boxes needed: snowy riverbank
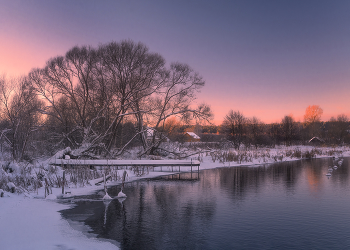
[1,145,349,250]
[0,194,118,250]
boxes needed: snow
[0,195,118,250]
[186,132,200,139]
[103,193,113,200]
[50,147,72,160]
[45,193,57,200]
[7,182,16,189]
[7,162,19,173]
[146,127,154,137]
[1,144,350,249]
[117,191,127,198]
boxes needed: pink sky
[1,1,350,125]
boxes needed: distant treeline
[174,117,350,148]
[216,108,350,149]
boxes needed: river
[61,157,350,249]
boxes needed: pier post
[62,171,65,195]
[104,174,107,193]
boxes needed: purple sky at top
[1,0,350,124]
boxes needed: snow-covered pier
[49,159,200,172]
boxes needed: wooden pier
[49,159,200,173]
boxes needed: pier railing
[49,159,200,172]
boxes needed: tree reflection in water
[62,158,350,250]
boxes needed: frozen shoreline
[0,194,119,250]
[1,145,349,250]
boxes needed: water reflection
[62,158,350,250]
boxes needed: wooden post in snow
[122,170,127,192]
[104,173,107,193]
[62,171,65,195]
[44,178,50,198]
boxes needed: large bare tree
[96,40,166,152]
[29,45,105,150]
[28,40,212,157]
[144,62,212,155]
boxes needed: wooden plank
[50,159,200,167]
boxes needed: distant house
[184,132,200,142]
[308,137,325,145]
[145,128,155,142]
[145,127,170,142]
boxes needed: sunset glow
[1,0,350,124]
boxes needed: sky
[1,0,350,124]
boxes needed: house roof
[308,136,325,143]
[185,132,200,139]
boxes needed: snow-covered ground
[0,194,118,250]
[1,145,349,250]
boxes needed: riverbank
[0,193,118,250]
[1,145,349,249]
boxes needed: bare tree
[328,114,349,144]
[304,105,323,138]
[29,45,108,151]
[28,40,212,158]
[281,115,296,145]
[144,63,212,155]
[0,75,43,160]
[221,110,246,149]
[247,116,264,148]
[304,105,323,124]
[96,40,166,153]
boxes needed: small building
[145,127,170,142]
[184,132,200,142]
[145,128,155,142]
[308,137,324,145]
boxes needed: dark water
[61,158,350,250]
